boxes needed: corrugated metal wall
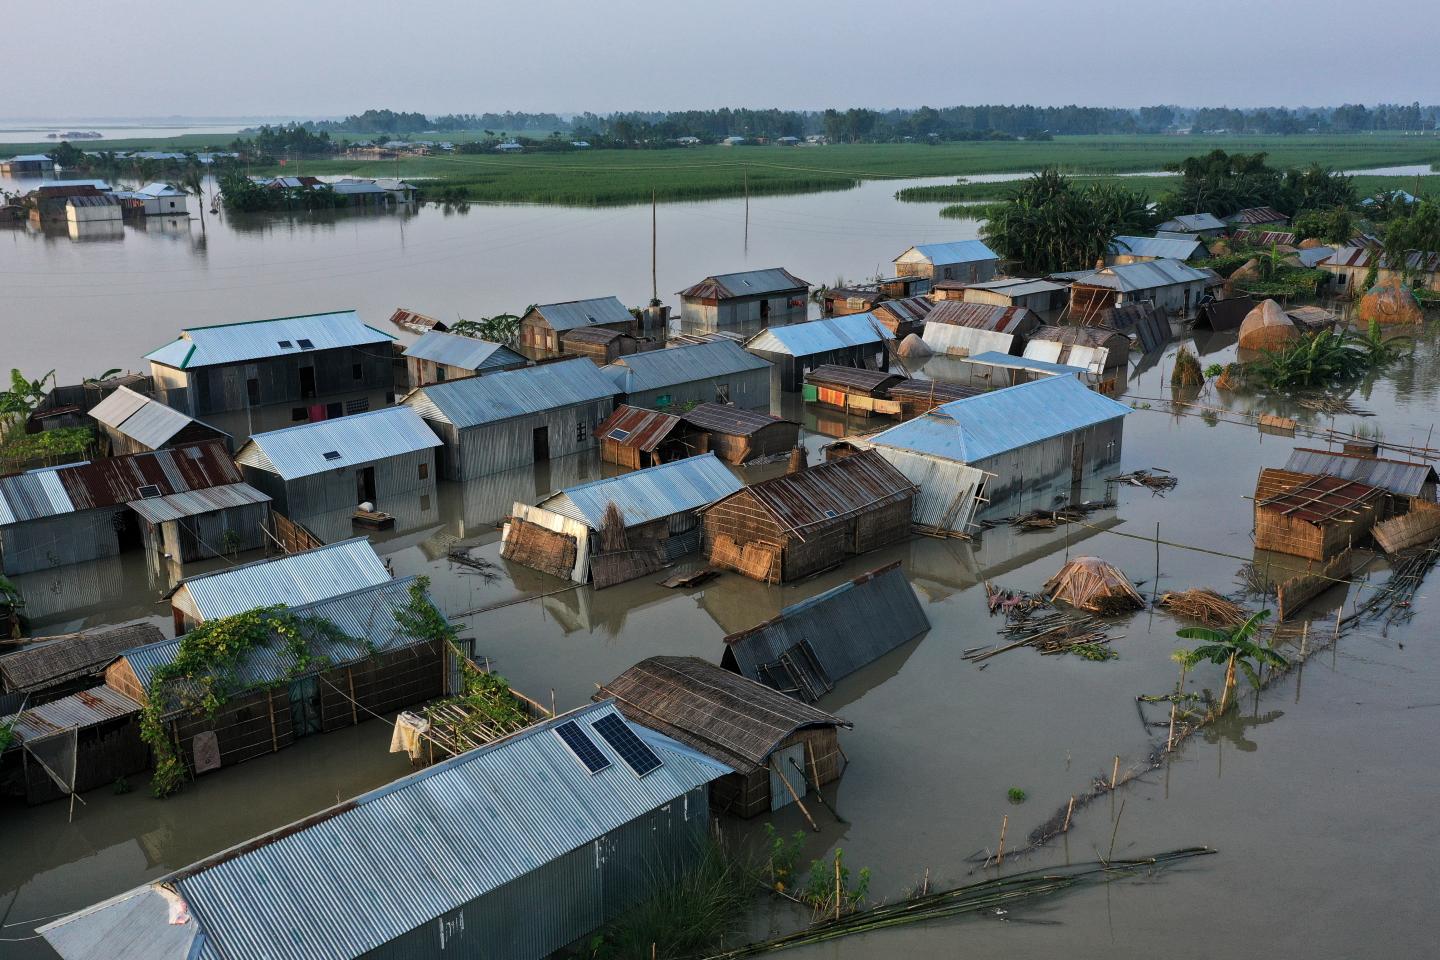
[1,509,123,576]
[154,501,271,563]
[974,419,1124,518]
[448,399,614,481]
[246,450,436,517]
[626,368,770,412]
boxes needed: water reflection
[8,554,163,631]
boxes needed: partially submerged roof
[959,277,1069,299]
[530,296,634,331]
[866,375,1130,464]
[402,330,525,371]
[145,311,394,370]
[537,453,741,529]
[885,378,983,403]
[604,340,769,394]
[88,386,227,449]
[745,313,895,357]
[961,350,1087,376]
[679,267,809,300]
[0,622,164,695]
[1072,258,1211,292]
[40,701,728,960]
[595,656,850,775]
[173,537,390,621]
[804,365,904,393]
[1256,474,1384,526]
[235,407,440,481]
[403,358,617,429]
[710,448,914,536]
[925,300,1038,332]
[723,562,929,701]
[871,295,935,326]
[896,239,999,265]
[1108,235,1206,260]
[1195,296,1254,331]
[1282,448,1437,498]
[2,685,140,744]
[597,405,684,452]
[681,402,796,437]
[127,482,272,525]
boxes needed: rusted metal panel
[680,403,794,437]
[598,405,683,452]
[804,365,904,395]
[1257,474,1383,525]
[56,440,240,513]
[3,685,140,741]
[679,268,809,301]
[720,449,915,536]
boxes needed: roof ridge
[175,536,374,586]
[179,310,361,333]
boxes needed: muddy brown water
[2,184,1439,958]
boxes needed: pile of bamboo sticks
[964,613,1115,662]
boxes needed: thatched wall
[710,727,847,818]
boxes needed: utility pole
[743,167,749,252]
[651,188,658,304]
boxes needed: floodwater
[3,180,1440,959]
[0,122,252,144]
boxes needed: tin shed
[596,405,690,469]
[680,403,800,465]
[40,702,729,960]
[921,301,1040,358]
[88,385,230,455]
[604,339,772,411]
[722,562,930,701]
[893,240,999,285]
[519,296,636,359]
[403,330,527,387]
[679,267,810,330]
[745,314,895,393]
[596,656,851,817]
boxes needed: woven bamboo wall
[319,643,446,731]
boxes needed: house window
[352,362,363,380]
[385,392,395,405]
[655,394,672,408]
[420,494,431,512]
[715,383,731,403]
[436,366,447,382]
[1336,273,1346,286]
[326,402,343,419]
[418,461,429,480]
[576,420,587,443]
[291,407,308,421]
[346,398,369,414]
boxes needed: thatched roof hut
[595,656,851,817]
[1238,299,1300,350]
[0,622,164,697]
[1044,556,1144,614]
[1357,282,1423,326]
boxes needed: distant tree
[981,169,1156,274]
[45,141,87,170]
[1382,199,1440,284]
[1292,207,1354,244]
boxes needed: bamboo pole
[347,668,358,726]
[1110,755,1120,790]
[266,689,279,752]
[1063,796,1075,832]
[996,815,1009,865]
[834,851,842,920]
[771,759,819,832]
[1106,799,1127,862]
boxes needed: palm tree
[1177,609,1288,715]
[182,163,207,235]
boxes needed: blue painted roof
[745,313,895,357]
[41,702,729,960]
[866,374,1130,464]
[963,350,1087,376]
[403,357,616,429]
[532,296,634,332]
[145,310,394,369]
[539,453,742,528]
[899,240,998,265]
[604,340,769,393]
[235,407,440,481]
[1108,235,1205,260]
[402,331,526,371]
[174,537,391,621]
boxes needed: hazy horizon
[6,0,1438,118]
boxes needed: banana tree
[1177,609,1288,715]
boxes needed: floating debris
[1257,413,1297,436]
[1007,500,1113,530]
[1170,346,1205,388]
[1155,589,1249,628]
[1296,395,1372,417]
[1105,469,1178,495]
[984,581,1050,621]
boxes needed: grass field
[7,133,1440,206]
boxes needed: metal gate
[288,676,322,737]
[769,743,807,811]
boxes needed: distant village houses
[678,268,810,331]
[893,240,1000,286]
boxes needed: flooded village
[4,114,1440,960]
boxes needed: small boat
[389,307,447,335]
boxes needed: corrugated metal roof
[838,439,987,532]
[1232,229,1296,247]
[1072,259,1210,292]
[716,448,914,536]
[681,403,794,437]
[1257,474,1382,525]
[897,240,999,265]
[866,375,1130,464]
[88,386,152,429]
[59,441,241,513]
[127,482,271,524]
[597,405,683,451]
[126,576,434,692]
[1316,245,1440,273]
[91,386,221,449]
[1226,206,1289,225]
[136,183,186,198]
[925,301,1038,333]
[403,358,616,429]
[871,295,934,326]
[1282,448,1437,498]
[402,331,526,371]
[745,313,895,357]
[964,350,1087,376]
[679,268,809,300]
[3,686,140,742]
[540,453,741,529]
[725,562,930,692]
[0,467,75,526]
[604,340,769,394]
[885,378,981,403]
[145,311,395,370]
[804,365,903,393]
[235,407,440,481]
[175,537,390,621]
[66,195,120,208]
[1108,235,1206,260]
[961,277,1069,299]
[1295,246,1335,268]
[1156,213,1226,232]
[531,296,634,332]
[42,702,729,960]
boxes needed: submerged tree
[450,307,532,346]
[1177,609,1288,715]
[980,169,1155,274]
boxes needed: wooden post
[1106,799,1127,863]
[550,688,557,718]
[1111,755,1120,790]
[1152,522,1161,601]
[1063,795,1075,832]
[1167,702,1177,751]
[347,668,358,726]
[996,814,1009,865]
[805,738,820,789]
[266,689,279,752]
[771,759,818,832]
[834,850,842,920]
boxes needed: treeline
[288,109,567,135]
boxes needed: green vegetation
[1177,610,1288,715]
[1246,321,1410,390]
[0,427,95,472]
[218,171,343,213]
[980,169,1155,273]
[0,368,55,416]
[1383,199,1440,284]
[1007,787,1027,804]
[1157,149,1356,219]
[450,310,530,347]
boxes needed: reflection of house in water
[7,553,161,628]
[450,453,604,540]
[66,219,124,242]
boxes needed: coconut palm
[1177,609,1288,715]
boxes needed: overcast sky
[7,0,1437,118]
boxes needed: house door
[532,425,550,462]
[299,367,317,399]
[759,299,770,324]
[288,676,322,737]
[356,466,377,505]
[1071,440,1085,488]
[769,743,808,811]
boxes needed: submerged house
[128,182,189,216]
[700,449,915,583]
[402,358,618,480]
[938,277,1070,324]
[168,536,391,633]
[745,313,895,393]
[0,685,146,805]
[821,277,929,317]
[1067,259,1212,322]
[105,576,452,779]
[893,240,999,286]
[1253,470,1383,561]
[503,453,741,587]
[1282,446,1437,507]
[403,330,527,387]
[1022,324,1132,373]
[804,365,905,416]
[87,385,230,455]
[235,406,441,526]
[1,154,56,176]
[40,701,727,960]
[561,327,641,365]
[828,435,989,536]
[869,294,934,338]
[518,296,636,360]
[678,268,810,330]
[1315,245,1440,295]
[604,339,771,411]
[596,405,691,469]
[921,300,1040,358]
[597,656,850,817]
[0,441,262,576]
[144,310,399,442]
[680,403,800,465]
[861,374,1130,516]
[722,562,930,702]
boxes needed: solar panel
[136,484,163,499]
[277,340,294,348]
[554,720,610,774]
[296,338,316,349]
[591,713,663,777]
[607,428,631,441]
[322,450,342,460]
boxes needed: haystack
[1298,237,1324,250]
[1156,588,1248,628]
[1043,556,1144,615]
[1170,345,1204,388]
[1228,258,1263,285]
[1357,282,1423,326]
[895,332,931,358]
[1237,299,1299,350]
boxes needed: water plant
[1247,321,1409,390]
[1007,787,1027,804]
